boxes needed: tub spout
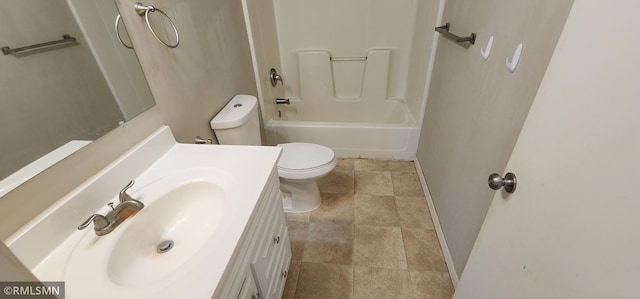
[275,98,290,105]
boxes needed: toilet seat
[277,143,336,180]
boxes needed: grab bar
[2,34,77,55]
[331,56,366,61]
[435,23,476,45]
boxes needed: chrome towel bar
[435,23,476,45]
[2,34,77,55]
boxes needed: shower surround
[243,0,442,159]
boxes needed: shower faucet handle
[275,98,290,105]
[270,68,283,86]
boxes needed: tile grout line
[389,171,412,274]
[287,159,453,298]
[292,261,301,298]
[351,164,356,297]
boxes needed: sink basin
[63,168,237,297]
[107,180,225,286]
[6,127,283,299]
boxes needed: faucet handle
[119,180,136,203]
[78,214,108,230]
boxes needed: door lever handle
[488,172,517,193]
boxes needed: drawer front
[213,169,291,299]
[251,193,288,297]
[267,231,291,299]
[237,267,260,299]
[213,171,281,299]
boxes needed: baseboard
[413,159,459,288]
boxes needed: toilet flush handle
[195,136,212,144]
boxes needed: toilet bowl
[278,142,336,212]
[210,95,336,213]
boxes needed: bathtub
[264,99,419,160]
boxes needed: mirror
[0,0,155,195]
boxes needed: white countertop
[5,126,282,298]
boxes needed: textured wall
[0,241,36,281]
[116,0,258,143]
[417,0,574,275]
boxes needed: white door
[454,1,640,298]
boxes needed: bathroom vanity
[212,170,291,299]
[5,126,291,299]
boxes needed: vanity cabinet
[236,268,260,299]
[213,170,291,299]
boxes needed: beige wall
[117,0,258,143]
[417,0,573,275]
[405,0,441,123]
[0,241,36,281]
[0,0,124,180]
[0,0,257,239]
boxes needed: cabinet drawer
[251,201,290,297]
[236,267,260,299]
[267,231,291,299]
[212,172,281,299]
[260,225,288,297]
[213,169,291,299]
[251,190,281,260]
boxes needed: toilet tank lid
[210,94,258,130]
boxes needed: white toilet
[210,95,336,213]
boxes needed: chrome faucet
[78,180,144,236]
[118,180,136,203]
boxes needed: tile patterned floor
[283,159,454,299]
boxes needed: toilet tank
[210,95,262,145]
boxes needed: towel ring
[134,2,180,48]
[115,14,134,49]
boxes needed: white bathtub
[264,99,419,160]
